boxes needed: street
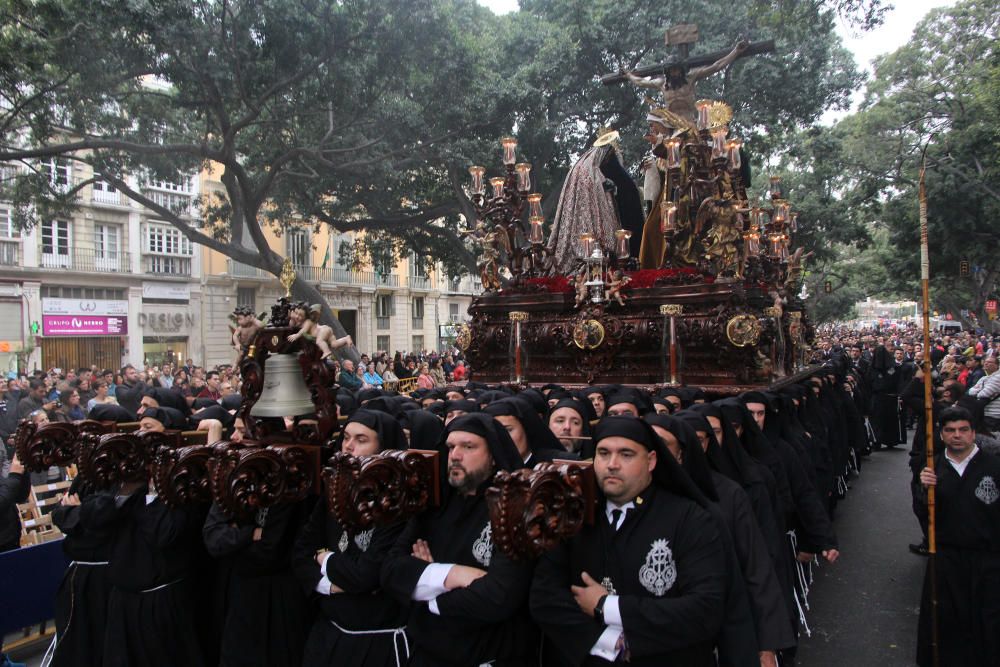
[797,445,926,666]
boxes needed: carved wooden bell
[250,352,315,417]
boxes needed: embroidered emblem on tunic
[255,507,269,527]
[639,539,677,596]
[338,531,349,553]
[472,522,493,567]
[354,528,374,552]
[600,577,617,595]
[975,475,998,505]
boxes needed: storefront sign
[142,282,190,301]
[43,315,127,336]
[139,311,195,332]
[42,298,128,316]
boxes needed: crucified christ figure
[626,39,749,121]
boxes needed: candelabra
[467,138,551,284]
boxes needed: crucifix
[601,25,775,122]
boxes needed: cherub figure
[232,306,263,367]
[606,270,631,306]
[462,222,508,291]
[573,269,589,308]
[287,302,353,359]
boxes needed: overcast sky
[476,0,957,117]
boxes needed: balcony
[412,317,424,329]
[145,254,191,276]
[38,247,131,273]
[228,260,271,279]
[0,240,19,266]
[91,188,123,206]
[407,274,431,290]
[223,260,413,289]
[446,276,483,294]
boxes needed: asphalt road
[797,444,927,667]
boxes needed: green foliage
[832,0,999,324]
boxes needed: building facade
[0,158,206,374]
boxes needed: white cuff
[315,575,332,595]
[590,625,623,660]
[428,597,441,615]
[320,551,334,577]
[603,595,622,628]
[412,562,453,601]
[144,494,158,506]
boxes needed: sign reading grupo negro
[139,311,195,332]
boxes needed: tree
[834,0,999,326]
[0,0,515,357]
[0,0,888,345]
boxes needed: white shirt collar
[604,500,635,530]
[945,445,979,477]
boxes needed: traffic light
[960,260,969,277]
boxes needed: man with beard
[381,414,535,666]
[531,417,727,666]
[548,398,594,454]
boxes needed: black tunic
[291,498,408,667]
[712,472,795,653]
[95,486,208,667]
[202,500,310,667]
[916,450,1000,666]
[50,478,114,667]
[530,485,727,667]
[381,490,536,667]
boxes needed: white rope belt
[140,578,183,594]
[329,620,410,667]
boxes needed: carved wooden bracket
[323,449,440,534]
[77,431,159,488]
[152,444,215,507]
[207,441,321,520]
[486,460,596,561]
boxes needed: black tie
[609,509,622,530]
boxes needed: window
[376,335,391,354]
[408,252,423,277]
[92,176,120,204]
[0,205,18,238]
[39,157,71,191]
[412,335,424,353]
[412,297,424,329]
[94,224,122,271]
[145,223,192,256]
[375,293,394,329]
[41,219,71,268]
[287,228,310,267]
[237,287,256,311]
[449,303,460,321]
[42,286,125,300]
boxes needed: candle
[660,201,678,233]
[790,212,799,232]
[501,137,517,165]
[769,176,782,200]
[527,193,543,218]
[579,232,594,258]
[468,166,485,195]
[727,139,742,170]
[696,101,712,131]
[664,138,681,169]
[529,215,544,244]
[489,177,505,198]
[615,229,632,259]
[710,126,728,159]
[744,230,760,254]
[772,200,786,223]
[514,163,532,192]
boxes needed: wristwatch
[594,594,609,625]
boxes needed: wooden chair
[30,480,72,519]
